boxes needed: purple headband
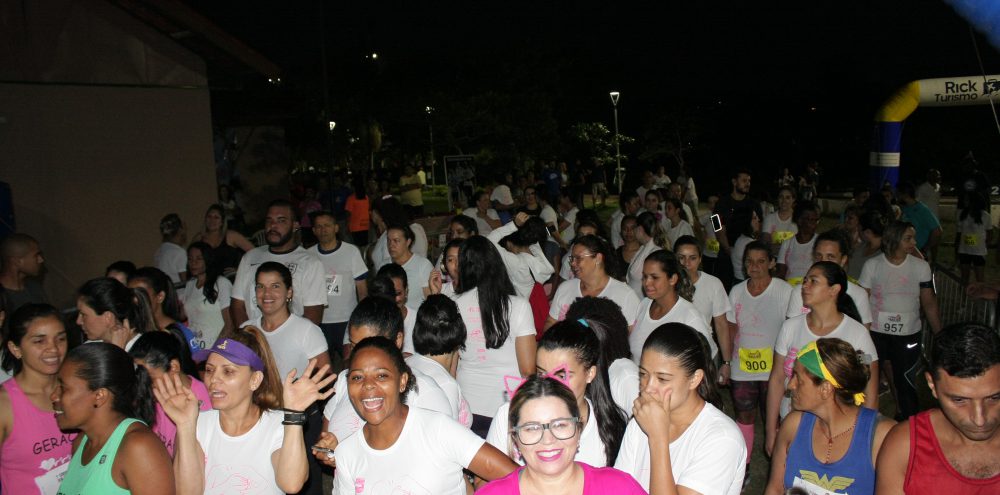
[192,338,265,371]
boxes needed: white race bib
[876,311,920,336]
[793,474,852,495]
[326,274,342,296]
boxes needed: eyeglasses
[567,253,597,264]
[510,417,580,445]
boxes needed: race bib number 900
[739,347,772,374]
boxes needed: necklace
[820,410,859,464]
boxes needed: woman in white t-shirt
[487,320,628,467]
[564,296,640,415]
[454,236,538,437]
[245,262,330,379]
[408,294,473,427]
[548,235,641,331]
[858,221,940,420]
[615,323,747,494]
[386,225,433,308]
[627,212,664,296]
[157,325,334,495]
[762,185,798,253]
[182,242,233,349]
[632,250,716,363]
[428,238,464,298]
[766,261,880,456]
[325,336,517,494]
[956,192,993,285]
[664,197,694,249]
[776,201,820,283]
[365,264,419,354]
[673,235,732,337]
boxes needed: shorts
[958,253,986,267]
[592,182,607,196]
[730,379,768,413]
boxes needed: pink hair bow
[503,363,572,397]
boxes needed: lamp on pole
[426,105,435,187]
[609,91,622,195]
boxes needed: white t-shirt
[859,254,933,336]
[487,222,555,299]
[400,254,433,308]
[196,409,284,495]
[550,278,641,328]
[333,407,484,495]
[956,210,992,257]
[615,403,746,494]
[372,232,391,270]
[631,298,716,363]
[154,242,187,283]
[561,206,580,243]
[762,212,798,245]
[785,280,873,326]
[609,358,639,415]
[462,207,500,235]
[231,246,327,322]
[725,278,794,382]
[559,253,574,281]
[410,222,429,259]
[491,185,514,206]
[691,272,731,328]
[308,242,368,324]
[455,289,537,416]
[626,240,661,297]
[406,353,472,428]
[180,277,232,349]
[539,205,558,227]
[486,398,607,467]
[399,306,418,356]
[665,220,694,249]
[916,181,941,219]
[324,367,454,442]
[731,234,756,281]
[244,314,327,379]
[777,234,818,282]
[699,212,720,259]
[609,210,626,247]
[774,314,878,417]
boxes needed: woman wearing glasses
[479,374,645,494]
[547,235,640,332]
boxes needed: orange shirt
[345,195,370,232]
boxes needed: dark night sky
[189,1,1000,188]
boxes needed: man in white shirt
[308,211,369,361]
[915,168,942,219]
[154,213,187,283]
[230,199,327,327]
[490,176,517,224]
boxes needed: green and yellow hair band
[797,341,865,406]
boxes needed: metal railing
[930,262,997,329]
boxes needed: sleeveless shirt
[903,410,1000,494]
[783,407,877,494]
[1,379,74,494]
[57,418,142,495]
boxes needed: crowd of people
[0,157,997,495]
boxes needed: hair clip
[577,318,590,328]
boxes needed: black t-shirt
[713,194,762,241]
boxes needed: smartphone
[711,214,723,232]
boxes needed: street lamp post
[426,106,435,187]
[609,91,622,195]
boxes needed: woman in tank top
[55,343,172,495]
[765,338,895,495]
[0,304,72,495]
[191,204,254,276]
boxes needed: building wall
[1,83,216,308]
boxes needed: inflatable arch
[870,75,1000,188]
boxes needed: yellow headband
[797,341,866,406]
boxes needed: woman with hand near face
[332,336,517,494]
[479,374,645,495]
[0,304,72,494]
[615,323,746,495]
[76,277,156,351]
[155,325,334,495]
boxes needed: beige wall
[1,82,216,307]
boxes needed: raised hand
[153,373,200,427]
[283,358,337,412]
[514,212,529,227]
[428,269,443,295]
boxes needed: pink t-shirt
[478,462,647,494]
[152,376,212,456]
[1,378,76,495]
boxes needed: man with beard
[713,169,763,289]
[876,323,1000,493]
[230,199,327,327]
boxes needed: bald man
[0,233,47,314]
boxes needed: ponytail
[810,261,862,324]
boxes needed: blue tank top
[783,407,878,494]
